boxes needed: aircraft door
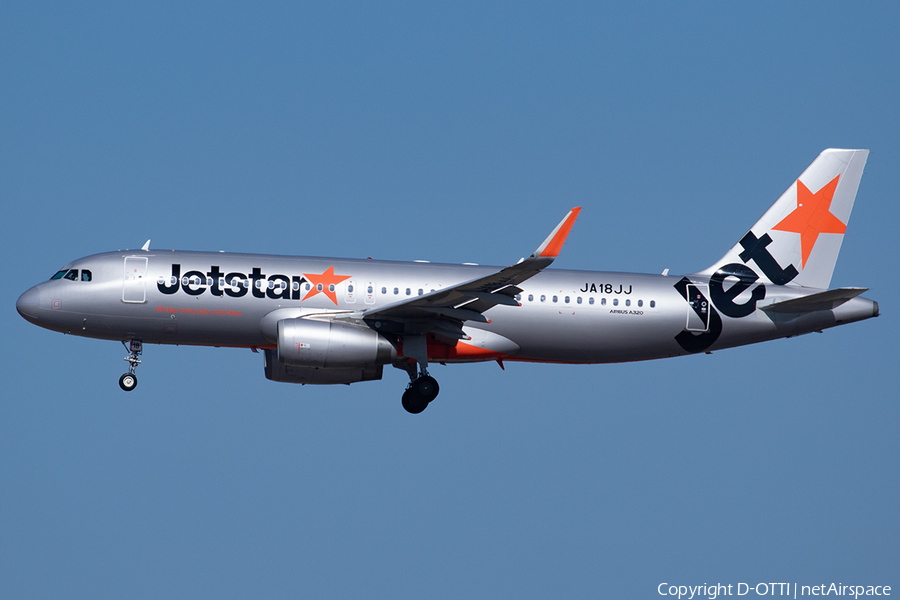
[685,284,710,332]
[123,257,148,303]
[364,281,375,305]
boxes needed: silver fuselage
[16,250,878,364]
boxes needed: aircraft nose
[16,286,41,323]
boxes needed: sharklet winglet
[533,207,582,259]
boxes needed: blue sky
[2,2,897,598]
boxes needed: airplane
[16,149,878,413]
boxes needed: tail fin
[699,149,868,289]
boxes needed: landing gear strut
[119,340,142,391]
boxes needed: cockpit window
[81,270,92,282]
[63,270,78,281]
[50,270,68,280]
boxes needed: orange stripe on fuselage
[427,338,510,362]
[398,336,511,363]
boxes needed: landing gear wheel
[119,373,137,391]
[402,389,427,414]
[411,375,440,403]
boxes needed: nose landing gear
[119,340,142,391]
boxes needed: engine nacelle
[276,318,395,368]
[264,349,384,385]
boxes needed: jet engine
[264,318,396,385]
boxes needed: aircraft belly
[711,307,837,351]
[487,302,689,364]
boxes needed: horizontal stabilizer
[761,287,868,313]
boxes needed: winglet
[532,207,581,259]
[141,239,151,251]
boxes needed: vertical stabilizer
[699,149,868,289]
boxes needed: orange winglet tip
[537,207,581,259]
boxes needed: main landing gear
[399,362,440,414]
[395,335,441,414]
[119,340,142,391]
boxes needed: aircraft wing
[359,207,581,336]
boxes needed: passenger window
[588,297,594,305]
[64,270,78,281]
[528,294,534,302]
[552,296,558,303]
[406,288,411,296]
[208,278,214,286]
[577,297,582,304]
[540,295,546,302]
[515,294,521,301]
[329,284,335,292]
[564,296,570,303]
[638,299,643,307]
[268,281,275,289]
[418,289,423,296]
[367,286,373,294]
[50,270,67,280]
[601,298,607,306]
[650,300,656,308]
[316,283,323,291]
[381,287,387,294]
[393,287,399,295]
[292,281,300,291]
[81,270,92,282]
[613,298,618,306]
[625,299,631,307]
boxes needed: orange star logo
[772,175,846,268]
[302,265,352,305]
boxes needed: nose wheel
[119,340,142,391]
[119,372,138,391]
